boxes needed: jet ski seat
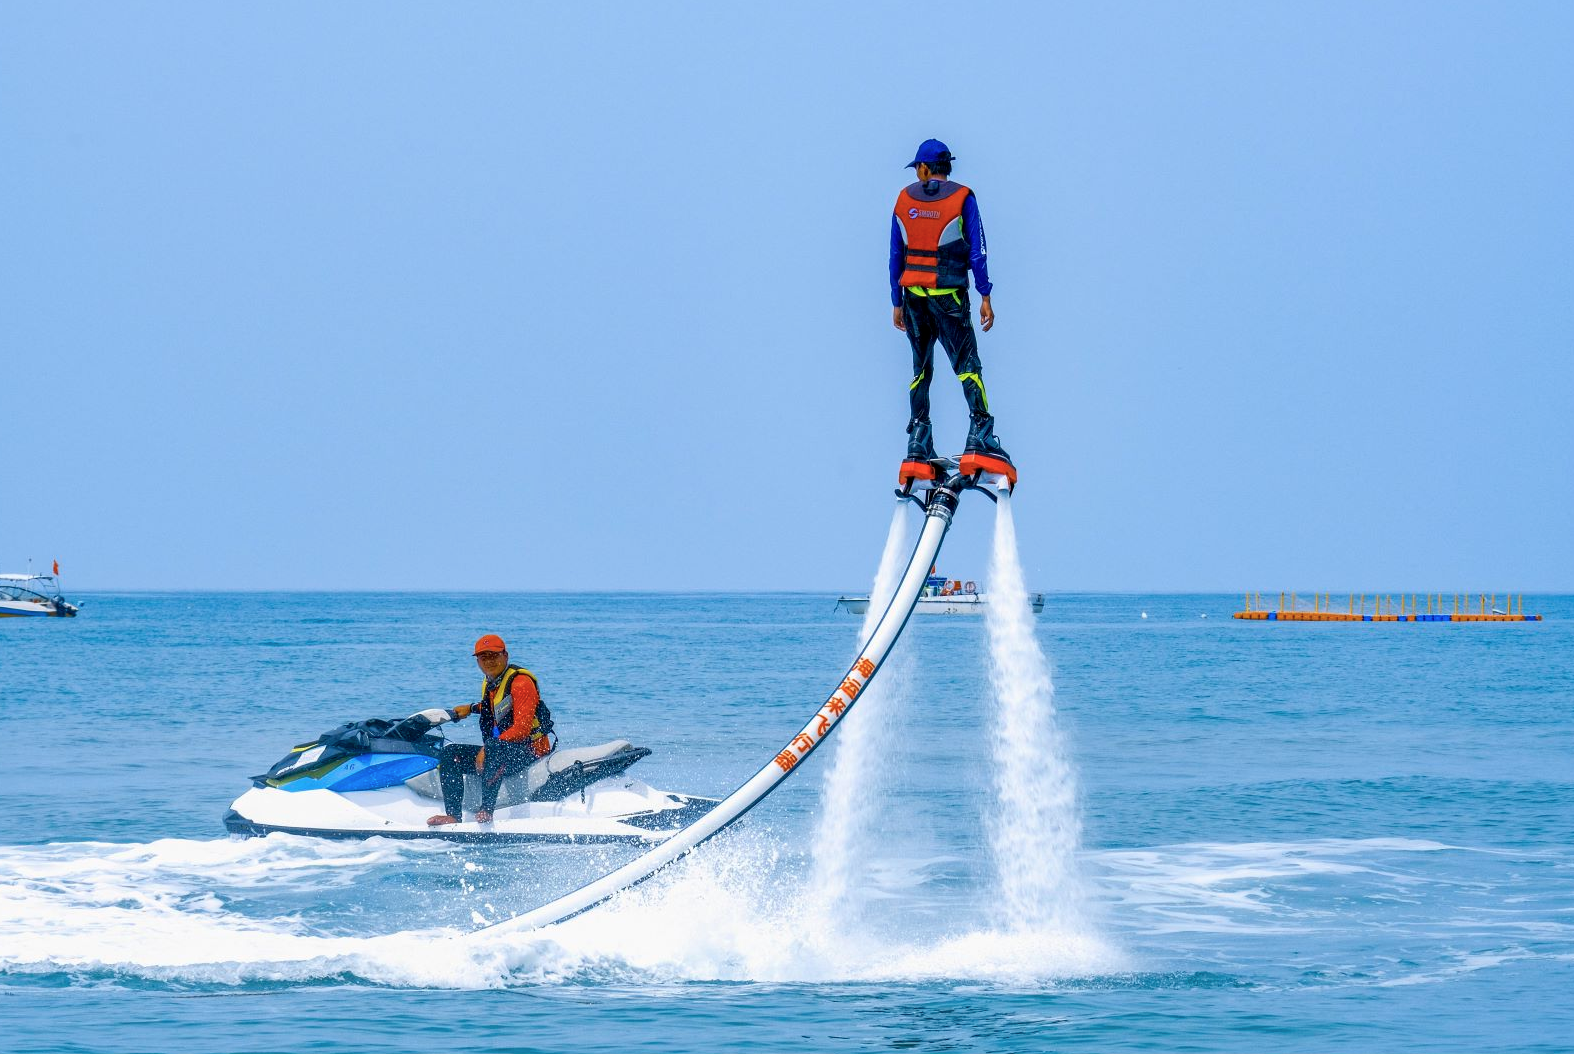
[523,740,636,796]
[404,740,652,810]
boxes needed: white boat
[0,573,78,618]
[837,571,1042,615]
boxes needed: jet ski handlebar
[386,710,451,740]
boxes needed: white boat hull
[836,593,1043,615]
[0,599,61,618]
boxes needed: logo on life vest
[908,207,941,220]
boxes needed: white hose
[480,496,957,935]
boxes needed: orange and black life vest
[895,180,972,290]
[479,664,553,750]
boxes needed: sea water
[2,588,1572,1052]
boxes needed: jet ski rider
[426,634,555,826]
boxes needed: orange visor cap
[473,633,507,655]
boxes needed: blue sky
[4,2,1570,591]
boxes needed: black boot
[906,418,937,463]
[964,413,1012,464]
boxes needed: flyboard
[480,455,1015,935]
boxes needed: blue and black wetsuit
[891,179,995,427]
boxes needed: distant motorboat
[0,573,78,618]
[837,571,1043,615]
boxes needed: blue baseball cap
[906,138,955,169]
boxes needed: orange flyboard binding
[958,452,1017,490]
[898,459,937,486]
[898,454,1014,507]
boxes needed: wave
[5,833,1566,991]
[0,830,1126,989]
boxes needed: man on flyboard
[890,138,1015,486]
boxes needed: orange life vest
[479,664,553,754]
[894,181,972,290]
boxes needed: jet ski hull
[224,781,719,843]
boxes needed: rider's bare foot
[426,814,460,827]
[475,809,493,823]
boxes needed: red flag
[53,560,59,576]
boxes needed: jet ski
[224,711,718,843]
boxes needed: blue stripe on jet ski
[280,753,437,793]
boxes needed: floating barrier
[1234,592,1542,622]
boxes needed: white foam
[1373,950,1527,988]
[0,836,490,987]
[1093,838,1463,935]
[869,927,1124,983]
[3,833,435,887]
[23,832,1534,989]
[473,829,1129,984]
[0,826,1128,988]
